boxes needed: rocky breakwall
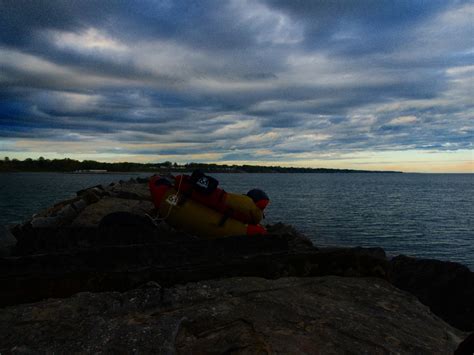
[1,177,473,352]
[10,177,154,254]
[0,277,465,353]
[2,178,391,306]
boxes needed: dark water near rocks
[0,172,473,269]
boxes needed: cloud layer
[0,0,472,171]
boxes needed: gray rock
[266,222,314,253]
[29,216,57,228]
[455,332,474,354]
[0,276,465,354]
[71,198,88,211]
[0,225,16,256]
[71,197,154,227]
[76,184,106,197]
[390,255,474,331]
[0,230,391,307]
[109,181,152,201]
[11,180,153,249]
[30,203,78,228]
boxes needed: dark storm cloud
[262,0,460,53]
[0,0,472,162]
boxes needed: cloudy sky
[0,0,472,172]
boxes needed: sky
[0,0,472,173]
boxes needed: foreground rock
[3,175,474,346]
[0,226,389,307]
[0,276,464,354]
[390,255,474,332]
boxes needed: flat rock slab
[109,181,152,201]
[0,276,464,354]
[71,197,154,227]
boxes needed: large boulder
[0,276,464,353]
[0,228,390,307]
[70,197,154,227]
[10,179,155,254]
[390,255,474,332]
[107,179,152,200]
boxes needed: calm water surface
[0,172,473,269]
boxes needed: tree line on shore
[0,157,400,173]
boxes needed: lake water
[0,172,473,269]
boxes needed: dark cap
[247,189,269,210]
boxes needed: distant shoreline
[0,169,404,174]
[0,158,403,174]
[2,171,471,174]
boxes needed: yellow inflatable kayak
[149,173,268,239]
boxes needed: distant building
[73,169,108,173]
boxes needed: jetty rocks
[1,177,473,353]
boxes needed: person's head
[247,189,269,210]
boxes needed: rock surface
[0,226,15,257]
[11,178,155,253]
[390,255,474,332]
[2,175,474,353]
[71,197,154,227]
[0,276,464,354]
[0,226,389,307]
